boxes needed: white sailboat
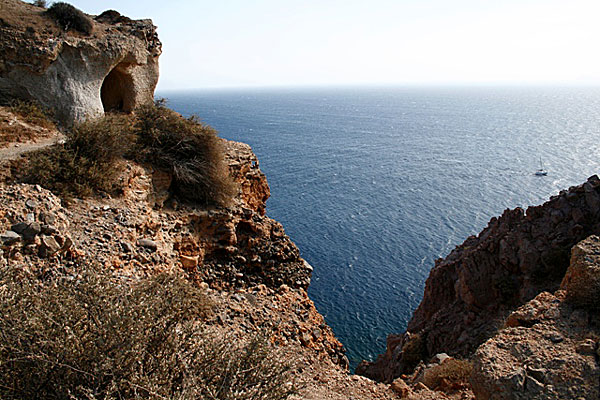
[535,157,547,176]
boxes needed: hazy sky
[62,0,600,90]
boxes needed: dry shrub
[0,265,298,400]
[45,2,93,35]
[0,125,36,147]
[133,100,237,207]
[22,102,236,206]
[25,114,134,198]
[401,333,426,371]
[423,359,473,390]
[9,99,55,129]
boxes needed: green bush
[45,2,93,35]
[132,100,237,207]
[0,265,298,400]
[25,114,134,198]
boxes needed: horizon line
[156,82,600,92]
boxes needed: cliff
[0,2,409,394]
[0,0,160,124]
[3,1,599,398]
[358,176,600,397]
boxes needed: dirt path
[0,134,64,161]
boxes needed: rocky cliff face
[0,0,160,124]
[359,175,600,384]
[470,235,600,399]
[0,135,346,368]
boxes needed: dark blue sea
[159,86,600,369]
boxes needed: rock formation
[470,236,600,399]
[0,0,161,124]
[358,175,600,385]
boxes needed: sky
[60,0,600,90]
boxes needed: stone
[429,353,450,365]
[526,366,546,383]
[471,290,600,400]
[524,375,544,393]
[60,236,73,252]
[42,225,60,235]
[0,0,161,125]
[180,254,199,268]
[11,221,41,240]
[39,212,56,225]
[137,238,157,251]
[561,235,600,309]
[39,235,61,257]
[390,378,411,397]
[25,199,38,209]
[575,339,596,355]
[545,332,564,343]
[1,230,20,245]
[120,241,134,253]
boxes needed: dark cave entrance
[100,63,135,113]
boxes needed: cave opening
[100,63,135,113]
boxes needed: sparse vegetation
[23,100,236,206]
[422,359,473,390]
[0,264,298,400]
[401,333,427,370]
[45,2,93,35]
[25,114,133,198]
[9,99,55,129]
[132,100,237,207]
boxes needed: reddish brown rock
[470,288,600,399]
[560,235,600,309]
[224,140,270,215]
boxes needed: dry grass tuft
[423,359,473,390]
[45,2,92,35]
[32,0,47,9]
[22,101,236,207]
[24,113,134,198]
[132,100,237,207]
[0,264,298,400]
[9,99,55,129]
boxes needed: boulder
[470,289,600,399]
[560,235,600,309]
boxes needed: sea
[159,86,600,369]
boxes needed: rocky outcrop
[0,0,161,124]
[359,175,600,382]
[225,141,270,216]
[470,236,600,399]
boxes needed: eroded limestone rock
[0,0,161,124]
